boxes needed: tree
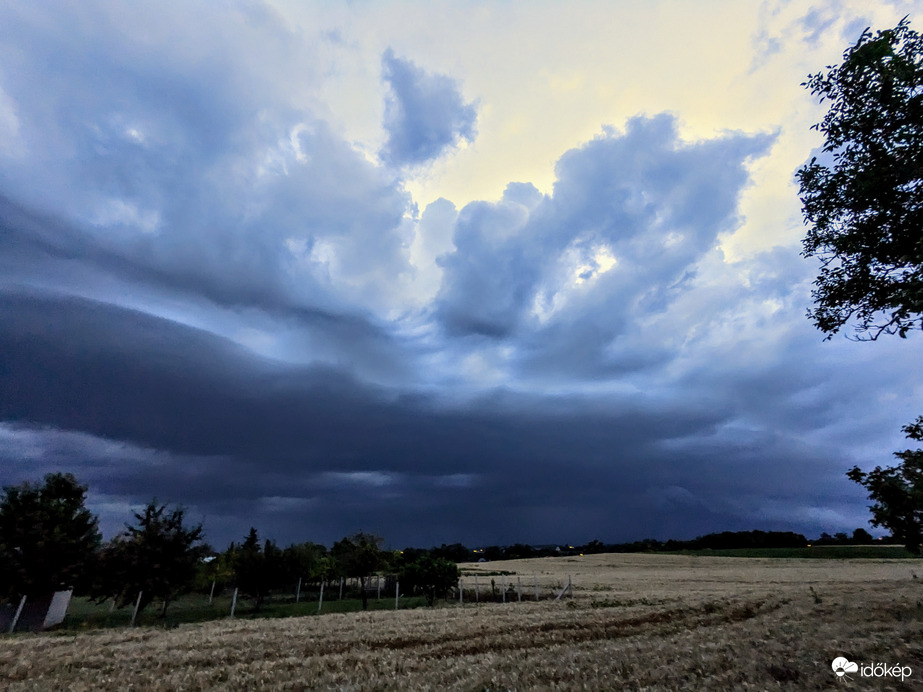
[331,532,388,610]
[851,527,875,544]
[848,417,923,554]
[282,542,327,587]
[94,501,205,617]
[230,528,267,610]
[0,473,100,600]
[797,17,923,340]
[399,555,459,606]
[228,528,288,611]
[800,18,923,555]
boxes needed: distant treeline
[419,528,890,563]
[2,473,895,622]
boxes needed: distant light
[579,554,583,556]
[807,544,811,547]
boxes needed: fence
[455,574,573,605]
[2,574,576,633]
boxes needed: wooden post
[501,576,506,603]
[394,580,399,610]
[377,575,381,600]
[533,574,539,601]
[318,581,325,614]
[8,595,26,634]
[208,579,216,606]
[474,575,479,603]
[458,578,463,605]
[109,599,116,613]
[130,591,143,626]
[339,577,344,600]
[517,576,522,602]
[295,577,302,603]
[230,588,238,617]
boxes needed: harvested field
[2,553,922,690]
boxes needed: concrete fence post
[229,588,238,618]
[130,591,143,626]
[8,595,26,634]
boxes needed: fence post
[474,575,479,603]
[208,579,216,606]
[318,580,325,614]
[296,577,302,603]
[130,591,143,626]
[377,575,381,600]
[8,595,26,634]
[533,574,539,601]
[459,578,463,605]
[501,576,506,603]
[339,577,344,600]
[394,580,399,610]
[229,588,238,618]
[517,577,522,602]
[554,575,574,601]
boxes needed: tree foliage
[798,17,923,340]
[230,528,275,611]
[93,501,205,617]
[0,473,100,599]
[399,555,459,606]
[331,532,388,610]
[848,417,923,554]
[800,18,923,556]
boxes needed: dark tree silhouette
[0,473,100,600]
[94,501,205,617]
[799,18,923,555]
[331,533,388,610]
[400,555,459,606]
[798,17,923,340]
[848,418,923,554]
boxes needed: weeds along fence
[6,574,577,633]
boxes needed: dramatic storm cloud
[0,1,920,548]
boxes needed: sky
[1,0,921,550]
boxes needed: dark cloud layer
[0,287,880,547]
[0,2,917,550]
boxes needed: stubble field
[1,552,922,691]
